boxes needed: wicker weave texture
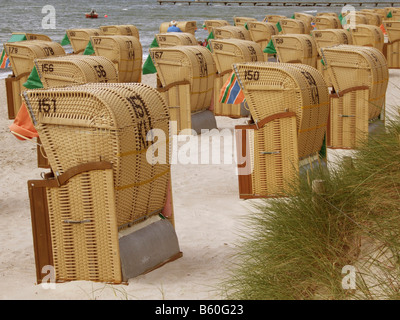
[99,25,140,39]
[272,34,318,68]
[213,26,251,41]
[156,33,198,47]
[5,40,65,77]
[294,13,315,34]
[328,89,370,149]
[47,168,121,283]
[251,115,299,197]
[23,83,171,228]
[35,55,119,88]
[91,35,142,83]
[66,29,103,54]
[233,62,329,159]
[322,45,389,119]
[151,45,216,113]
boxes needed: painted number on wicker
[126,94,153,149]
[300,71,320,105]
[38,97,56,114]
[43,47,55,56]
[195,53,208,78]
[94,65,107,79]
[8,46,18,54]
[244,70,260,81]
[41,63,54,72]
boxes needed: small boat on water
[85,13,98,19]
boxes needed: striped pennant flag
[219,71,245,104]
[0,49,11,68]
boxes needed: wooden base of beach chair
[235,112,299,199]
[383,41,400,69]
[5,73,30,119]
[327,87,385,149]
[36,137,50,169]
[159,81,217,134]
[28,161,181,285]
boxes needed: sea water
[0,0,388,79]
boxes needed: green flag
[276,21,282,33]
[142,37,159,75]
[8,34,27,42]
[263,39,276,54]
[291,14,295,19]
[244,22,249,30]
[60,33,70,46]
[23,67,43,89]
[83,41,95,55]
[340,14,347,26]
[320,58,325,66]
[387,11,393,18]
[206,31,214,51]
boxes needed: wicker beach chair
[321,45,389,148]
[383,21,400,69]
[312,29,353,86]
[272,34,318,68]
[312,29,353,54]
[209,39,264,118]
[314,15,341,30]
[294,12,315,35]
[159,21,197,35]
[66,28,103,54]
[359,11,382,27]
[263,15,286,25]
[233,62,329,199]
[233,16,257,28]
[90,35,142,83]
[351,24,384,52]
[203,20,230,34]
[150,45,217,134]
[24,82,181,284]
[213,25,251,41]
[35,55,119,88]
[99,25,140,39]
[247,21,279,60]
[280,18,307,35]
[4,40,65,119]
[316,12,338,17]
[156,32,199,47]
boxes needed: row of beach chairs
[2,6,394,284]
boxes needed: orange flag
[9,103,38,140]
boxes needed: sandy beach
[0,67,399,300]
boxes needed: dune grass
[223,118,400,300]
